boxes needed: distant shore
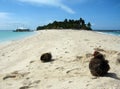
[0,29,120,89]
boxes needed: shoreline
[0,30,120,89]
[0,30,119,45]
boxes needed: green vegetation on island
[37,18,92,30]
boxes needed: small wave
[95,30,120,36]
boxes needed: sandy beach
[0,30,120,89]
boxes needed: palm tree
[87,22,92,30]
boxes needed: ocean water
[0,30,36,43]
[95,30,120,36]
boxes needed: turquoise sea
[0,30,36,43]
[95,30,120,36]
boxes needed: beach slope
[0,30,120,89]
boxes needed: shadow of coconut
[104,73,120,80]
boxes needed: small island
[13,27,32,32]
[37,18,92,30]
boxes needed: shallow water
[0,30,35,43]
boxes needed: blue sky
[0,0,120,30]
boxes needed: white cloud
[18,0,60,6]
[0,12,19,30]
[17,0,75,14]
[0,12,11,27]
[0,12,10,19]
[60,4,75,14]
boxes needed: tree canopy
[36,18,92,30]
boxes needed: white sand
[0,30,120,89]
